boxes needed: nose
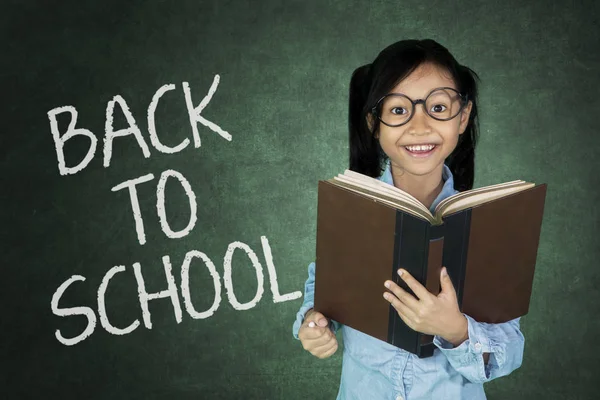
[407,103,432,134]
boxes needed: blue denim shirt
[293,161,524,400]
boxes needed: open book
[331,169,537,225]
[313,170,547,358]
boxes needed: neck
[390,163,445,210]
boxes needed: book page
[438,182,535,216]
[329,169,534,223]
[333,175,428,216]
[339,170,426,211]
[326,180,436,223]
[434,179,526,214]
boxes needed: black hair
[348,39,480,192]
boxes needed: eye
[430,104,447,113]
[391,107,407,115]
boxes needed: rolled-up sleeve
[292,262,341,339]
[433,314,524,384]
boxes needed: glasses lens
[425,88,463,120]
[379,94,413,126]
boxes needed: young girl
[292,39,524,400]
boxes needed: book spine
[418,213,472,358]
[388,212,434,356]
[440,210,473,309]
[387,210,472,358]
[417,224,444,358]
[388,212,402,350]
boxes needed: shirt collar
[378,158,457,212]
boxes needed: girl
[292,39,524,400]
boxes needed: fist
[298,309,338,359]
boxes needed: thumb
[306,310,329,328]
[440,267,456,295]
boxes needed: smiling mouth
[404,144,437,153]
[402,144,439,158]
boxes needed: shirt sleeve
[433,313,524,384]
[292,262,341,339]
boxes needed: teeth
[405,144,435,151]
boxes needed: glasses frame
[370,87,469,128]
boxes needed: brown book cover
[313,178,547,358]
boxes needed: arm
[433,314,525,384]
[292,262,340,339]
[384,267,524,384]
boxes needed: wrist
[442,313,469,347]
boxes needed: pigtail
[348,64,384,177]
[447,66,480,192]
[447,131,476,192]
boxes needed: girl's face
[370,62,473,179]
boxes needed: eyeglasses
[371,87,468,127]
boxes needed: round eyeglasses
[371,87,468,127]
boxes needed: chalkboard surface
[2,1,599,399]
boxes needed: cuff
[292,301,314,340]
[292,304,341,339]
[433,313,492,381]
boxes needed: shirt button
[474,342,482,351]
[396,396,403,400]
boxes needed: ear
[366,112,379,138]
[458,100,473,135]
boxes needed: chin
[400,160,445,176]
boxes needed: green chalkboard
[2,0,599,399]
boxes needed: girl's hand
[383,267,468,345]
[298,309,338,359]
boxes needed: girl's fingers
[394,308,416,331]
[316,341,339,359]
[311,338,338,358]
[384,291,417,322]
[301,327,334,348]
[310,333,333,348]
[302,323,332,339]
[397,269,430,300]
[384,281,419,310]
